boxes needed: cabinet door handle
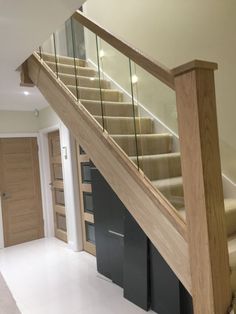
[108,230,124,238]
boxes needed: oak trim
[84,240,96,256]
[20,61,34,87]
[27,52,191,292]
[53,181,64,189]
[79,155,90,163]
[55,229,67,242]
[81,184,92,193]
[73,11,175,90]
[84,212,94,224]
[55,205,66,216]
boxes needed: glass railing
[129,62,184,213]
[38,15,185,219]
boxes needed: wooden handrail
[72,10,175,90]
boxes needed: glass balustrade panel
[129,61,185,218]
[93,38,140,163]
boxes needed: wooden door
[0,138,44,247]
[48,131,67,242]
[77,144,96,256]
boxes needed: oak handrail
[72,10,175,90]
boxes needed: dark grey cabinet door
[91,167,125,287]
[124,211,149,310]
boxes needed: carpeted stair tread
[80,100,137,117]
[112,133,173,156]
[94,115,154,134]
[46,61,97,76]
[67,85,123,102]
[59,73,110,88]
[174,198,236,229]
[41,52,86,67]
[130,152,181,181]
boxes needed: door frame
[0,127,83,252]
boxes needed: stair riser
[231,272,236,292]
[60,75,110,89]
[225,211,236,237]
[158,184,184,198]
[47,62,96,77]
[69,87,123,102]
[82,102,136,117]
[113,135,173,156]
[136,155,182,181]
[42,54,86,67]
[95,117,153,135]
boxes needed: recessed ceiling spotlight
[23,91,29,96]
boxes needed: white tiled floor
[0,238,155,314]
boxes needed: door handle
[108,230,124,238]
[2,192,11,200]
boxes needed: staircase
[22,10,236,313]
[42,51,236,219]
[41,50,236,311]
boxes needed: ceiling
[0,0,85,111]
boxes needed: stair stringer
[27,52,192,293]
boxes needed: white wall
[59,124,83,251]
[84,0,236,181]
[38,106,60,129]
[0,107,60,134]
[0,111,39,133]
[41,27,68,57]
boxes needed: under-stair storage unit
[91,165,193,313]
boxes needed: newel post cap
[172,60,218,77]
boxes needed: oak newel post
[173,61,232,314]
